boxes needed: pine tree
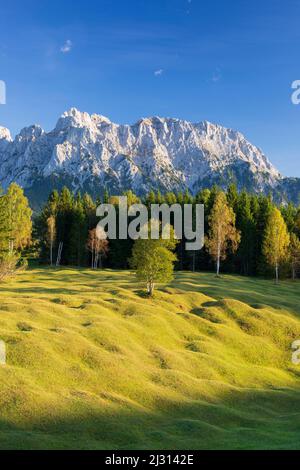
[55,187,74,265]
[236,191,256,275]
[146,190,156,207]
[254,195,273,275]
[68,194,86,266]
[289,233,300,280]
[281,202,297,233]
[103,188,110,204]
[227,183,239,212]
[156,190,164,204]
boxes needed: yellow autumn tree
[46,216,56,266]
[6,183,32,252]
[206,191,241,276]
[263,207,290,283]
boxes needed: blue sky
[0,0,300,176]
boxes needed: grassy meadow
[0,268,300,449]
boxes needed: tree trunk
[275,263,279,284]
[91,247,94,269]
[149,282,154,296]
[216,234,221,277]
[147,281,155,296]
[50,241,53,266]
[94,253,99,269]
[216,255,220,277]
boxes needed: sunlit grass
[0,268,300,449]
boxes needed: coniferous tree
[281,202,297,233]
[227,183,239,213]
[254,195,273,275]
[235,191,256,275]
[56,187,74,265]
[69,194,86,266]
[289,233,300,280]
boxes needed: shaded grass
[0,268,299,449]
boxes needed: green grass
[0,268,300,449]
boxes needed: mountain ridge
[0,108,299,207]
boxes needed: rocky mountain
[0,108,299,208]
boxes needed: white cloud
[60,40,73,54]
[154,69,164,76]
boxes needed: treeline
[35,184,300,279]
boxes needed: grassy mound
[0,268,300,449]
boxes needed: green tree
[55,187,74,265]
[103,188,110,203]
[130,226,178,296]
[289,233,300,280]
[146,190,156,207]
[68,194,86,266]
[253,195,273,275]
[262,207,290,283]
[236,191,256,275]
[227,183,239,212]
[281,202,297,233]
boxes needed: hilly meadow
[0,183,299,450]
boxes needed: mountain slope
[0,268,300,449]
[0,108,298,206]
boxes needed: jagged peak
[0,126,12,141]
[55,108,111,131]
[16,124,44,141]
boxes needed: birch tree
[263,207,290,284]
[86,229,109,269]
[206,191,240,276]
[46,216,56,266]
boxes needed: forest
[0,183,294,281]
[0,182,299,282]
